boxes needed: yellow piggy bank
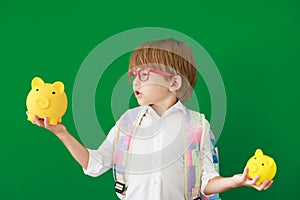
[26,77,68,125]
[246,149,277,185]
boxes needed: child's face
[129,67,176,107]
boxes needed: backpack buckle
[114,181,126,194]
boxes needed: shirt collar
[169,100,187,114]
[144,100,187,118]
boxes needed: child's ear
[169,75,182,92]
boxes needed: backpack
[113,106,221,200]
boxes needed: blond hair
[129,38,197,102]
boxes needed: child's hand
[231,167,273,191]
[27,111,67,137]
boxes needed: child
[30,38,273,200]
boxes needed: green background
[1,0,299,199]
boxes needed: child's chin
[137,102,147,106]
[136,100,149,106]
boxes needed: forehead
[128,47,172,71]
[129,65,155,71]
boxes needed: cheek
[146,76,171,87]
[142,84,169,93]
[150,88,171,100]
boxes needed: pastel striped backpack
[113,106,221,200]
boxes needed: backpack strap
[198,129,221,200]
[199,129,221,200]
[184,110,221,200]
[112,106,146,196]
[184,110,206,199]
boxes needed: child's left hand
[231,167,273,191]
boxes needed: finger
[33,115,43,127]
[242,167,248,179]
[250,175,260,185]
[44,118,51,129]
[257,180,269,191]
[263,180,273,190]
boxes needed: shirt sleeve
[200,120,220,196]
[82,125,118,177]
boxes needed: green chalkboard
[1,0,299,199]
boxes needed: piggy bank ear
[255,149,263,156]
[52,81,65,94]
[31,77,45,88]
[266,157,274,167]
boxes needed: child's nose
[133,77,140,86]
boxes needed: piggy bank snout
[248,162,258,173]
[34,96,50,109]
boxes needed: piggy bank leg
[256,179,263,186]
[27,113,34,123]
[48,118,58,125]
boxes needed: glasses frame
[128,67,172,82]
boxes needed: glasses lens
[139,69,149,81]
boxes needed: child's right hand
[27,111,67,137]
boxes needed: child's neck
[150,97,178,117]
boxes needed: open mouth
[135,90,142,98]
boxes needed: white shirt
[83,101,219,200]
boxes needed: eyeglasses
[128,68,172,82]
